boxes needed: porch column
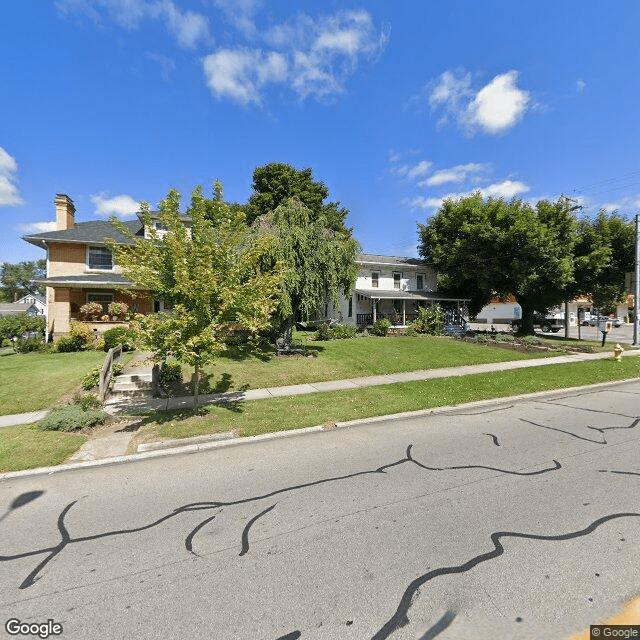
[402,299,406,325]
[373,299,377,323]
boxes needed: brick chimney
[55,193,75,230]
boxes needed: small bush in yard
[14,337,45,353]
[82,366,101,390]
[39,405,107,431]
[103,326,136,351]
[411,305,444,335]
[159,361,182,390]
[69,322,95,346]
[314,323,332,341]
[73,392,102,410]
[373,318,391,336]
[330,323,358,339]
[494,333,515,342]
[56,335,85,352]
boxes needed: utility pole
[561,195,582,338]
[634,213,639,346]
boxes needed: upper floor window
[155,221,169,231]
[371,272,379,288]
[87,246,113,270]
[416,274,424,290]
[393,272,401,290]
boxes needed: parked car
[533,314,562,333]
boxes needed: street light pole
[634,213,639,346]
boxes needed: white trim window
[393,272,402,290]
[87,245,113,270]
[371,271,379,288]
[416,273,425,290]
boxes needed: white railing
[99,344,123,400]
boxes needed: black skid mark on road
[371,512,640,640]
[598,469,640,477]
[520,416,640,445]
[406,444,560,476]
[2,443,561,590]
[483,433,500,446]
[534,398,638,419]
[440,405,513,416]
[19,501,75,589]
[275,632,301,640]
[185,512,219,557]
[239,503,276,557]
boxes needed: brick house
[22,194,160,339]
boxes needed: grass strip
[0,351,106,415]
[147,356,640,442]
[0,424,86,472]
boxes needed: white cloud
[17,221,57,233]
[56,0,210,49]
[203,9,387,104]
[428,69,530,135]
[577,78,586,93]
[419,162,489,187]
[481,179,530,199]
[91,193,141,217]
[202,49,288,106]
[0,147,24,206]
[146,52,176,80]
[213,0,262,37]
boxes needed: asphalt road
[0,380,639,640]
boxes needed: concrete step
[112,382,153,392]
[116,373,153,383]
[108,389,154,399]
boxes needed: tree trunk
[282,316,293,348]
[193,364,200,407]
[518,300,535,335]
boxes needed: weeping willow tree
[253,197,360,345]
[109,184,283,403]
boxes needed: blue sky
[2,1,640,264]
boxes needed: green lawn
[134,355,640,444]
[190,333,559,393]
[0,350,105,415]
[0,424,86,472]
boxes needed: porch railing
[356,313,418,326]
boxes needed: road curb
[2,376,639,481]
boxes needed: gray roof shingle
[23,220,143,248]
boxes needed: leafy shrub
[73,392,102,410]
[81,366,101,390]
[313,323,332,341]
[80,301,103,319]
[1,338,11,347]
[14,337,45,353]
[108,301,128,317]
[159,361,182,390]
[330,323,358,339]
[103,326,136,351]
[69,322,95,346]
[404,325,418,337]
[373,318,391,336]
[520,335,542,345]
[494,333,515,343]
[39,405,106,431]
[476,334,491,343]
[411,305,444,335]
[0,313,45,342]
[56,335,85,352]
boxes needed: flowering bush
[108,302,129,318]
[80,302,103,319]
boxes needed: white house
[325,253,469,327]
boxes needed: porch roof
[35,274,134,289]
[355,288,470,302]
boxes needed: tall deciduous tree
[417,193,577,334]
[246,162,350,231]
[109,185,283,403]
[253,197,359,344]
[0,260,46,301]
[572,211,635,313]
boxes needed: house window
[348,297,353,318]
[87,246,113,270]
[155,221,169,231]
[416,274,424,290]
[87,292,113,314]
[371,272,379,288]
[393,272,401,290]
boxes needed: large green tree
[417,193,577,334]
[109,185,283,403]
[246,162,350,231]
[0,260,46,301]
[253,197,359,344]
[572,211,635,313]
